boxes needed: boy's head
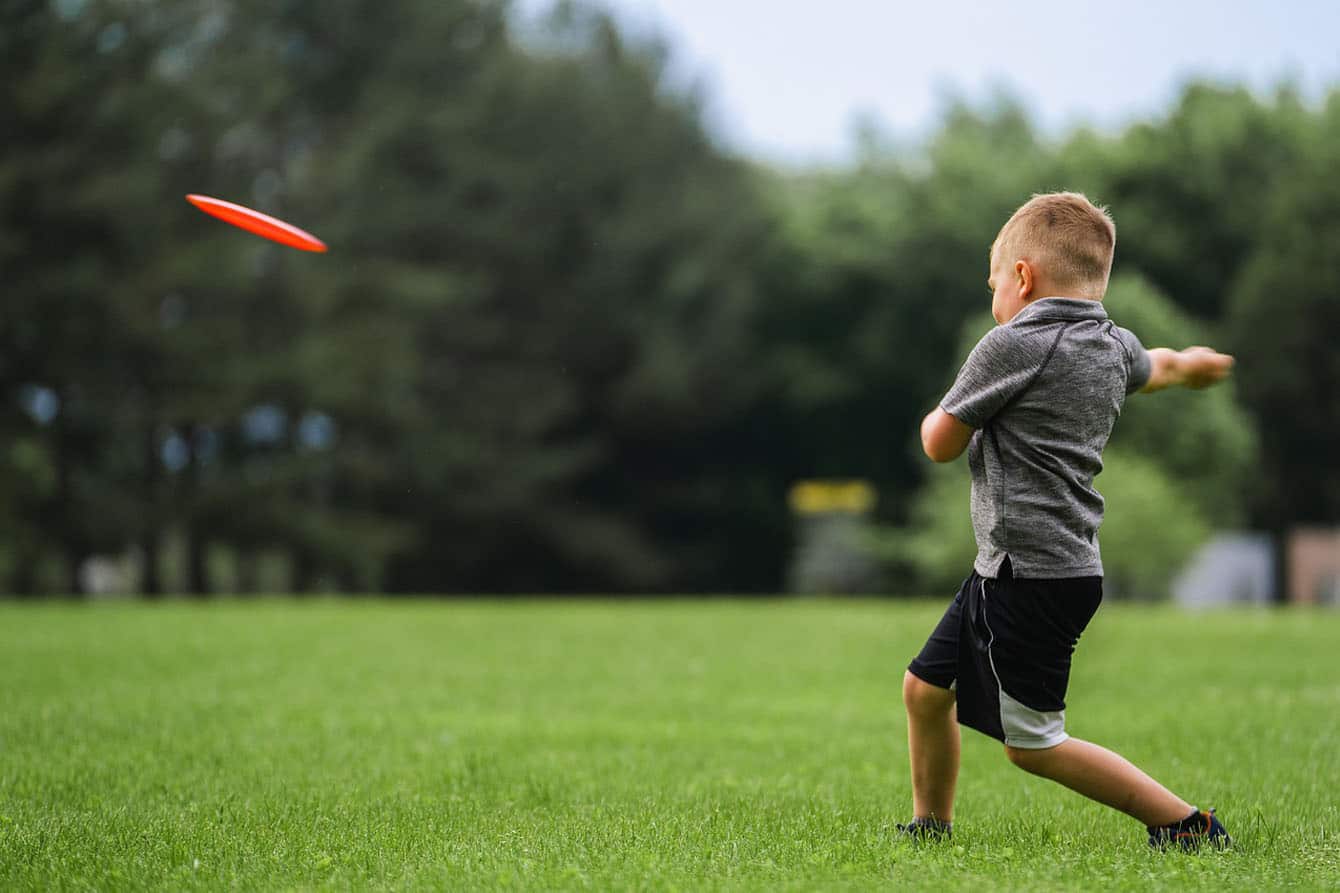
[989,192,1116,323]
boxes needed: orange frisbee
[186,194,327,253]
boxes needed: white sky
[520,0,1340,163]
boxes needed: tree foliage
[0,2,1328,596]
[1224,94,1340,529]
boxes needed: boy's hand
[1141,347,1235,393]
[1178,346,1235,389]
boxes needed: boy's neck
[1030,293,1103,304]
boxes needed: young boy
[900,192,1235,849]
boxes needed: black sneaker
[1148,808,1231,851]
[896,817,952,841]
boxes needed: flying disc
[186,194,327,253]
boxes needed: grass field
[1,599,1337,891]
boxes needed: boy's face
[988,249,1031,324]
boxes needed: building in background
[1172,528,1340,608]
[1172,532,1275,608]
[1287,528,1340,606]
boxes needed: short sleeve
[1115,326,1152,395]
[939,325,1044,428]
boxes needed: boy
[900,192,1234,849]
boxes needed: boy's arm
[1139,346,1235,393]
[921,407,974,463]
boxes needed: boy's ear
[1015,259,1034,300]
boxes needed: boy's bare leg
[902,670,960,821]
[1005,738,1193,826]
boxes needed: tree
[0,1,1322,598]
[1225,90,1340,531]
[281,2,781,592]
[0,0,181,593]
[0,0,420,594]
[755,95,1066,525]
[1101,276,1257,521]
[1064,83,1309,320]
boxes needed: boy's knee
[903,670,954,716]
[1004,743,1057,773]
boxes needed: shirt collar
[1009,296,1108,324]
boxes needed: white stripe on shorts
[998,689,1068,749]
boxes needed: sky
[519,0,1340,163]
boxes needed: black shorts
[908,559,1102,749]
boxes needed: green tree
[0,0,1324,598]
[0,0,420,594]
[284,1,780,592]
[0,0,178,593]
[1225,91,1340,530]
[1064,83,1309,320]
[756,95,1064,523]
[1102,276,1257,521]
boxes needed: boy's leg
[1003,737,1192,826]
[903,671,959,821]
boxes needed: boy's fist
[1180,346,1235,389]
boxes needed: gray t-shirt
[940,297,1151,579]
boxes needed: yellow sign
[788,479,877,515]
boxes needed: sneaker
[896,817,952,841]
[1148,808,1231,851]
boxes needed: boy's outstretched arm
[921,408,974,463]
[1139,346,1235,393]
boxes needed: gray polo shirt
[940,297,1151,579]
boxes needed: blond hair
[993,192,1116,298]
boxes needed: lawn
[1,599,1337,890]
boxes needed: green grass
[1,599,1337,891]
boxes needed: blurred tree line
[2,0,1334,596]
